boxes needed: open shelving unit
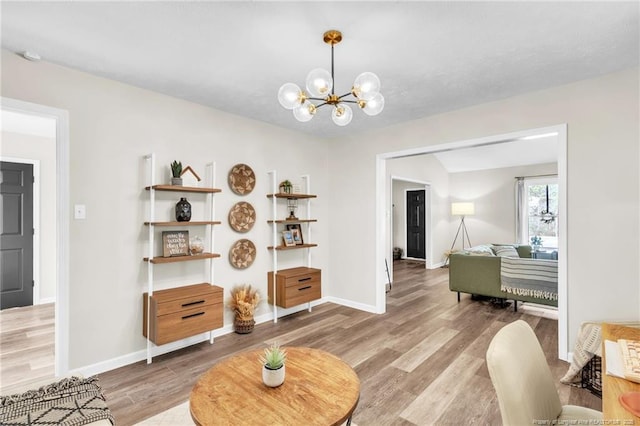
[266,172,321,323]
[142,153,223,364]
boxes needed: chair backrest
[486,320,562,425]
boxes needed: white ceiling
[1,1,638,141]
[433,135,558,173]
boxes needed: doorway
[1,97,70,377]
[376,124,568,360]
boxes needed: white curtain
[515,177,526,244]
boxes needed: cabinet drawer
[267,267,321,308]
[155,291,221,316]
[143,283,223,345]
[152,303,222,346]
[282,280,321,308]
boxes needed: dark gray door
[1,162,34,309]
[406,190,425,259]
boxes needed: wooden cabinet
[143,283,223,345]
[268,267,321,308]
[143,154,222,363]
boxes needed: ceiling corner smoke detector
[22,51,41,62]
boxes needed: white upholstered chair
[486,320,602,425]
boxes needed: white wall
[1,131,57,302]
[449,162,558,247]
[328,67,639,352]
[1,49,330,370]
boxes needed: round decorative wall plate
[228,202,256,233]
[228,163,256,195]
[229,239,256,269]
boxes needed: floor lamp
[450,202,474,251]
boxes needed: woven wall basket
[234,317,255,334]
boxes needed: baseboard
[38,297,55,305]
[71,298,367,378]
[323,296,378,314]
[429,261,445,269]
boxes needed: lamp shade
[451,202,475,216]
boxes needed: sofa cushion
[464,245,496,256]
[492,245,520,257]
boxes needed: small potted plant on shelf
[170,160,183,185]
[279,180,293,194]
[227,284,259,334]
[259,342,287,387]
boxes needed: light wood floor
[92,261,600,425]
[0,302,55,393]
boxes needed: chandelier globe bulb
[293,100,316,122]
[331,103,353,126]
[305,68,333,98]
[278,83,304,110]
[362,93,385,116]
[353,72,381,101]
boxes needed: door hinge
[33,228,35,235]
[32,280,35,287]
[33,176,35,183]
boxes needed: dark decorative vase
[175,198,192,222]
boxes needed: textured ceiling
[1,2,638,139]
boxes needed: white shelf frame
[143,153,217,364]
[267,171,314,323]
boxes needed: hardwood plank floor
[0,303,55,394]
[94,261,601,425]
[0,263,600,424]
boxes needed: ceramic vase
[175,197,192,222]
[262,364,285,388]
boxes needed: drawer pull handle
[298,277,312,282]
[299,286,312,291]
[182,300,205,307]
[182,312,205,320]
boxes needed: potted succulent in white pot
[170,160,183,185]
[259,343,287,387]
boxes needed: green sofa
[448,244,558,311]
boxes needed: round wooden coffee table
[190,347,360,425]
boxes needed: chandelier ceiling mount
[278,30,384,126]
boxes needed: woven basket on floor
[234,318,255,334]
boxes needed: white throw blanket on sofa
[500,257,558,300]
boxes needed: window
[517,177,558,249]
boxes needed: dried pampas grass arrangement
[227,284,260,321]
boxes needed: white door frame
[376,124,568,360]
[2,97,70,376]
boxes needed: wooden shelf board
[144,253,221,264]
[266,193,316,199]
[144,221,221,226]
[267,219,318,224]
[267,244,318,251]
[146,185,221,193]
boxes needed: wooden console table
[602,322,640,422]
[190,347,360,425]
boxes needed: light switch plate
[74,204,86,220]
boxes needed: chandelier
[277,30,384,126]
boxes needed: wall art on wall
[228,163,256,195]
[229,239,257,269]
[228,201,256,233]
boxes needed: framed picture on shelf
[286,224,304,245]
[282,230,296,247]
[162,230,190,257]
